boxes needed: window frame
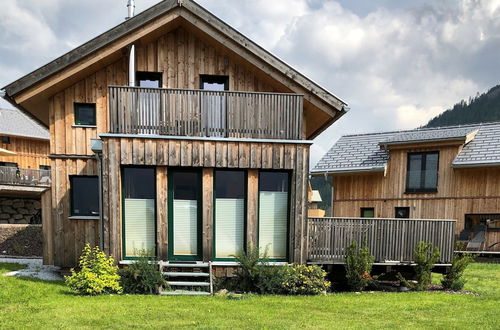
[200,74,229,91]
[121,166,157,260]
[257,170,291,262]
[405,151,439,194]
[395,207,410,219]
[136,71,163,88]
[360,207,375,218]
[69,175,99,218]
[212,169,247,261]
[74,102,97,126]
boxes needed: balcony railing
[0,166,51,187]
[108,86,303,140]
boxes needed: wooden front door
[168,169,202,261]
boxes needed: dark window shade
[200,75,229,91]
[0,162,17,167]
[74,103,96,126]
[172,171,200,200]
[136,72,162,88]
[1,136,10,144]
[259,171,289,192]
[39,165,51,171]
[70,176,99,216]
[406,152,439,193]
[395,207,410,218]
[123,167,155,199]
[361,208,375,218]
[215,170,245,199]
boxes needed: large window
[258,171,289,260]
[70,176,99,217]
[406,152,439,193]
[214,170,246,260]
[74,103,96,126]
[122,167,156,258]
[136,71,162,88]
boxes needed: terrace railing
[108,86,303,140]
[308,217,456,264]
[0,166,51,187]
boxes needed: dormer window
[406,151,439,193]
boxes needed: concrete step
[167,281,210,287]
[161,262,209,268]
[163,272,210,277]
[161,290,211,296]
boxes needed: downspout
[91,139,104,249]
[127,0,136,86]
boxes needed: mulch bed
[0,225,42,257]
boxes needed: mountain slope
[424,85,500,128]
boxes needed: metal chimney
[127,0,136,86]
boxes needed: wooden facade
[328,144,500,251]
[0,135,50,170]
[3,2,345,268]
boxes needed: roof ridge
[341,121,500,138]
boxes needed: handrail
[0,166,51,187]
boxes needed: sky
[1,0,500,166]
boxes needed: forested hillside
[424,85,500,127]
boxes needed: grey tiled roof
[312,122,500,173]
[0,108,49,140]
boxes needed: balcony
[0,166,51,187]
[108,86,303,140]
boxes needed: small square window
[70,175,99,217]
[360,207,375,218]
[39,165,51,171]
[395,207,410,218]
[200,75,229,91]
[1,136,10,144]
[136,72,162,88]
[74,103,96,126]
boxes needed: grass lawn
[0,263,499,329]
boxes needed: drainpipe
[91,139,104,249]
[127,0,136,87]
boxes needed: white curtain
[215,198,245,258]
[173,199,198,255]
[258,191,288,259]
[124,199,155,257]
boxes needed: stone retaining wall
[0,197,41,224]
[0,224,42,257]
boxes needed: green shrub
[233,244,268,293]
[441,253,474,291]
[398,241,440,291]
[345,240,374,291]
[65,244,122,295]
[119,250,168,294]
[281,265,330,295]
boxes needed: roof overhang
[311,166,386,175]
[452,161,500,169]
[0,148,16,156]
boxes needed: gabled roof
[2,0,347,133]
[312,122,500,173]
[0,108,49,140]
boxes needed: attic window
[1,136,10,144]
[74,103,96,126]
[200,75,229,91]
[406,151,439,193]
[136,72,162,88]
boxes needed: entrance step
[161,290,211,296]
[159,260,213,296]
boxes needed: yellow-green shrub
[65,244,122,295]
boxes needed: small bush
[65,244,122,295]
[119,250,167,294]
[398,241,440,291]
[441,252,474,291]
[281,265,330,295]
[345,240,374,291]
[233,244,268,293]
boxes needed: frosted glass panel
[258,191,288,259]
[215,199,245,258]
[173,199,198,255]
[124,199,155,257]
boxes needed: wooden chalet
[312,123,500,252]
[1,0,348,269]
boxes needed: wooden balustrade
[108,86,303,140]
[307,217,456,264]
[0,166,51,187]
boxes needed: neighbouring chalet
[312,122,500,252]
[1,0,348,269]
[0,108,51,225]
